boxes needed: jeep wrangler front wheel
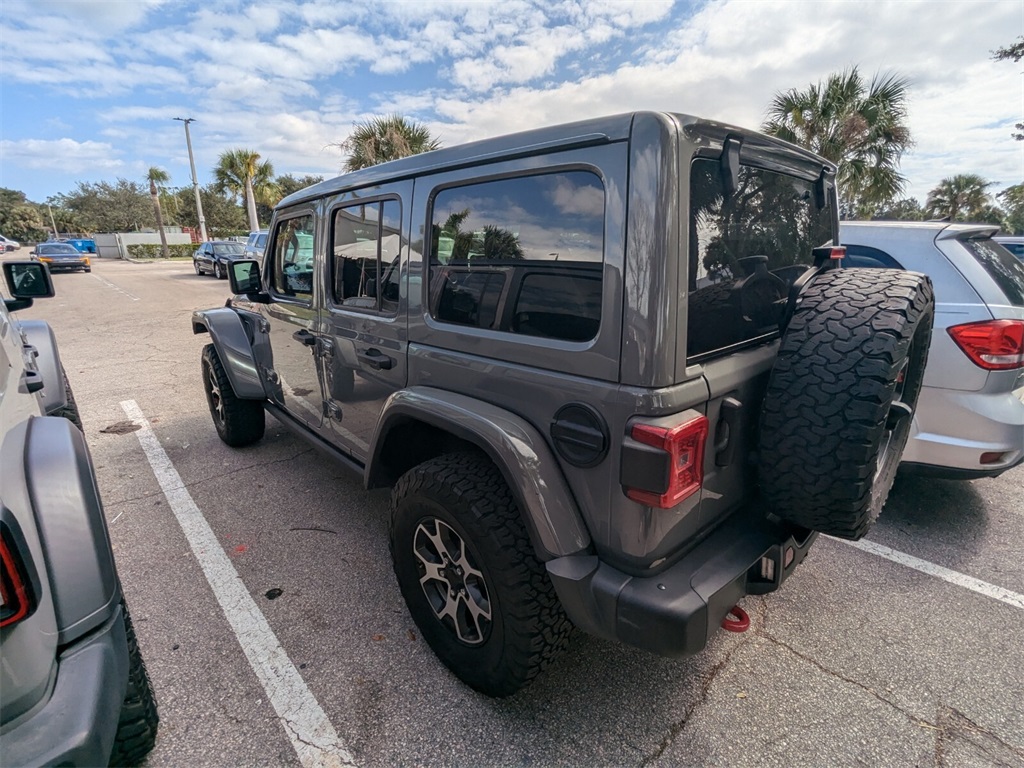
[201,344,265,447]
[389,452,572,697]
[758,268,934,540]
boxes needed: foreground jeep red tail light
[623,416,709,508]
[0,531,32,628]
[948,319,1024,371]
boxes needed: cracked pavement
[11,257,1024,767]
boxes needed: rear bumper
[0,605,129,767]
[902,383,1024,476]
[547,509,816,657]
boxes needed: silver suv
[193,112,934,696]
[840,222,1024,478]
[0,262,158,764]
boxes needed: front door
[322,193,409,461]
[262,211,324,431]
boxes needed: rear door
[685,154,835,530]
[321,183,411,461]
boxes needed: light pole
[174,117,208,242]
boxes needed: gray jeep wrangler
[193,112,933,697]
[0,261,158,764]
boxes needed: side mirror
[229,259,268,301]
[3,261,55,311]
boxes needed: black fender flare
[0,417,121,645]
[191,307,267,399]
[367,387,591,561]
[18,320,67,415]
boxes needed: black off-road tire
[758,268,934,540]
[51,369,83,431]
[389,452,573,697]
[201,343,265,447]
[109,600,159,766]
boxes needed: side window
[271,214,315,299]
[428,171,604,342]
[843,244,904,270]
[330,199,402,313]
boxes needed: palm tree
[340,114,441,172]
[925,174,994,221]
[213,149,277,232]
[764,67,912,217]
[147,167,170,258]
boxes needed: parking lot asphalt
[10,257,1024,768]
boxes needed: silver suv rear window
[962,239,1024,307]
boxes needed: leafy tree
[255,173,325,226]
[873,197,925,221]
[339,114,441,172]
[925,174,998,222]
[764,67,912,217]
[0,188,48,242]
[997,183,1024,234]
[51,179,153,232]
[171,184,247,237]
[993,37,1024,140]
[147,167,171,258]
[993,36,1024,62]
[214,149,277,232]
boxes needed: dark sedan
[193,241,246,279]
[31,242,91,273]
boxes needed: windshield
[213,243,245,256]
[38,243,80,255]
[687,158,835,359]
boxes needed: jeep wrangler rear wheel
[758,268,934,540]
[201,344,265,447]
[109,599,159,766]
[389,452,572,697]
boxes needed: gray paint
[191,307,267,399]
[369,387,591,560]
[17,320,67,414]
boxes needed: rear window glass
[687,158,835,359]
[963,239,1024,306]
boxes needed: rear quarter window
[962,239,1024,307]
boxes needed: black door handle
[292,329,317,346]
[358,348,394,370]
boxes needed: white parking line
[92,273,140,300]
[120,400,355,768]
[838,537,1024,611]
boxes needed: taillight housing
[622,415,709,508]
[947,319,1024,371]
[0,530,33,629]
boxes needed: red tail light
[0,532,32,629]
[947,319,1024,371]
[624,416,709,508]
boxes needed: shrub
[127,243,195,259]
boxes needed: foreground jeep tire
[758,268,934,540]
[51,369,83,431]
[389,452,572,697]
[201,344,265,447]
[109,600,159,766]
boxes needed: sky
[1,0,1021,208]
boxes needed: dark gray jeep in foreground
[1,262,158,764]
[193,112,933,696]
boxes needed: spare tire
[758,268,934,540]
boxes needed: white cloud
[0,138,124,173]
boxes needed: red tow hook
[722,604,750,633]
